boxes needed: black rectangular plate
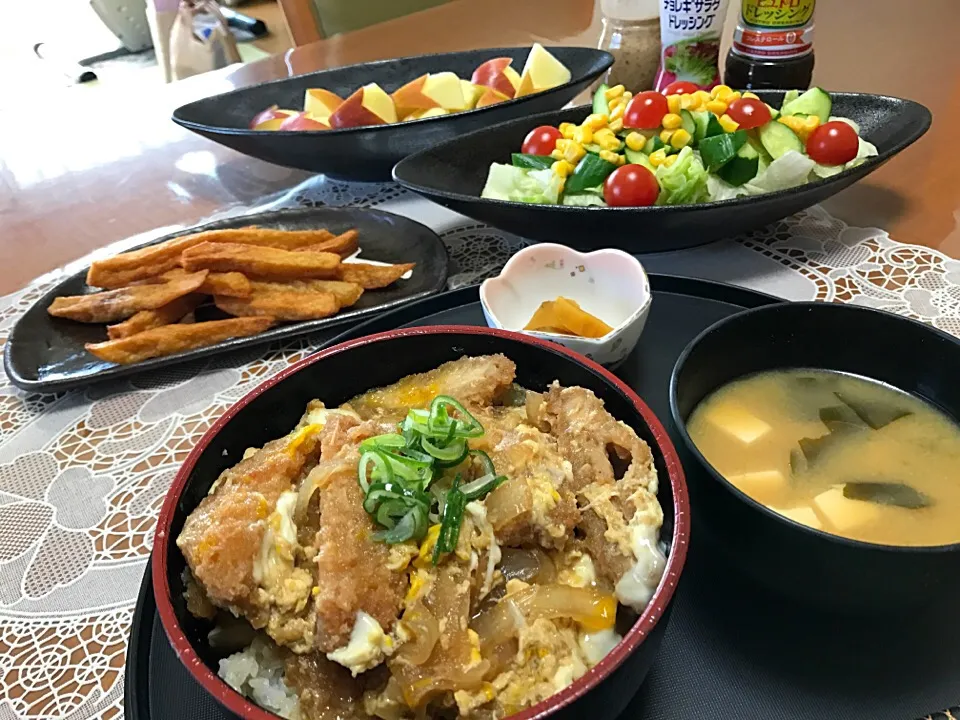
[127,276,960,720]
[4,207,448,393]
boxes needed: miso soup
[687,369,960,546]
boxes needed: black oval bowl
[153,326,689,720]
[393,92,931,252]
[668,302,960,614]
[172,47,612,182]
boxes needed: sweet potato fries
[48,225,416,365]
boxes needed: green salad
[480,85,878,208]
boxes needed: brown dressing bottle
[724,0,816,90]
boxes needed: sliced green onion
[468,449,495,478]
[373,508,420,544]
[358,450,393,493]
[460,473,507,501]
[431,396,483,438]
[422,436,467,464]
[360,434,407,452]
[433,483,466,564]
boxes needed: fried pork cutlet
[541,383,663,600]
[176,422,324,621]
[345,354,517,421]
[309,422,407,653]
[470,406,580,549]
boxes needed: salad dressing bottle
[724,0,816,89]
[598,0,662,91]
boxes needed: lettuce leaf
[480,164,563,204]
[562,193,607,206]
[655,147,709,205]
[811,136,879,178]
[705,150,815,201]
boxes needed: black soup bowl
[153,326,689,720]
[669,302,960,614]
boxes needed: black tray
[127,276,960,720]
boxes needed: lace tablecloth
[1,176,959,720]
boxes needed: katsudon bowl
[153,326,689,720]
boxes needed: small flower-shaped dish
[480,244,652,365]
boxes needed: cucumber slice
[693,112,724,143]
[699,130,747,171]
[781,87,832,124]
[757,120,803,159]
[717,143,760,186]
[643,135,665,154]
[692,111,710,143]
[679,109,696,136]
[565,153,618,194]
[511,153,554,170]
[766,103,780,120]
[624,148,655,172]
[593,84,611,116]
[584,143,604,155]
[782,89,800,107]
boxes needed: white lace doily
[1,174,959,720]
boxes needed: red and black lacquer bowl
[152,326,690,720]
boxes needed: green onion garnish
[356,395,504,558]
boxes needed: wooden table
[1,0,957,296]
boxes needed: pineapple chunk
[702,404,771,444]
[812,487,881,532]
[771,505,823,530]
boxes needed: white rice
[219,636,300,719]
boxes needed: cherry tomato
[661,80,700,96]
[604,164,659,207]
[521,125,563,156]
[725,97,772,130]
[806,121,859,165]
[623,91,669,130]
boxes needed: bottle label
[733,0,815,59]
[654,0,732,91]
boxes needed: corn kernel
[679,93,696,110]
[572,126,593,145]
[604,84,625,100]
[625,131,646,152]
[649,148,668,166]
[711,85,733,100]
[551,148,564,160]
[563,141,586,164]
[718,114,740,132]
[728,91,742,102]
[551,159,574,178]
[558,122,576,139]
[608,117,624,133]
[663,154,679,167]
[661,113,683,130]
[666,94,681,114]
[659,128,675,144]
[705,100,728,115]
[695,90,713,104]
[742,91,760,100]
[584,113,609,130]
[621,90,633,102]
[670,128,692,149]
[594,128,620,150]
[609,102,625,121]
[599,149,624,166]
